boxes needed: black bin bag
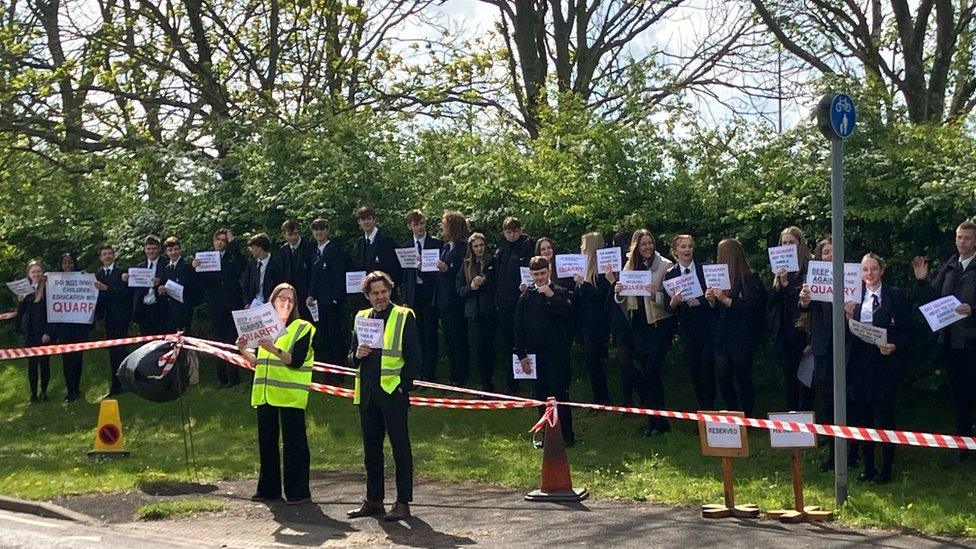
[119,340,190,402]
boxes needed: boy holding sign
[400,210,443,382]
[126,235,166,336]
[157,236,195,332]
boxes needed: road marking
[0,511,65,529]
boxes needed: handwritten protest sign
[848,318,887,345]
[702,264,731,290]
[345,271,366,294]
[663,272,704,301]
[45,272,98,324]
[194,251,221,272]
[356,317,384,348]
[395,247,420,269]
[919,296,967,332]
[519,267,533,286]
[554,254,586,278]
[308,299,320,322]
[618,270,652,296]
[127,267,155,288]
[232,303,286,349]
[5,278,33,299]
[421,249,440,273]
[768,244,799,273]
[596,247,622,273]
[164,280,185,303]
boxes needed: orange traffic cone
[87,398,129,458]
[525,398,588,502]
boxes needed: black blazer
[95,265,132,332]
[918,253,976,346]
[16,293,49,345]
[159,257,195,329]
[711,271,764,354]
[243,254,283,306]
[308,240,350,309]
[280,238,316,301]
[575,275,611,341]
[456,257,495,319]
[492,234,535,313]
[198,241,246,313]
[132,257,166,316]
[800,300,833,358]
[354,228,400,283]
[401,234,442,309]
[771,271,806,352]
[664,262,715,341]
[846,284,910,396]
[513,283,574,357]
[436,240,466,312]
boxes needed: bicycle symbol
[834,96,852,113]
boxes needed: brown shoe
[383,502,411,522]
[346,500,385,518]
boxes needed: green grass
[136,498,225,520]
[0,338,973,538]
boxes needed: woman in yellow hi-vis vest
[236,282,316,505]
[346,271,422,522]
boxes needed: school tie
[684,267,690,275]
[871,294,879,312]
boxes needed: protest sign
[5,278,33,299]
[596,247,622,273]
[554,254,586,279]
[421,249,440,273]
[663,272,704,301]
[232,303,286,348]
[805,261,862,303]
[519,267,533,286]
[395,247,420,269]
[308,299,320,322]
[702,264,731,290]
[919,296,967,332]
[345,271,366,294]
[512,354,538,380]
[45,272,98,324]
[164,280,185,303]
[356,317,385,348]
[848,318,887,345]
[126,267,155,288]
[194,251,221,272]
[618,270,652,296]
[768,244,799,273]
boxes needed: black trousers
[468,315,497,391]
[136,303,167,336]
[497,308,519,394]
[582,336,609,405]
[105,324,129,393]
[943,342,976,438]
[714,350,755,416]
[441,305,469,384]
[780,341,813,411]
[682,334,715,410]
[413,296,439,381]
[62,351,84,397]
[359,388,413,503]
[532,347,574,442]
[211,308,240,385]
[28,355,51,398]
[616,342,637,406]
[255,405,310,501]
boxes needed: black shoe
[347,500,385,518]
[63,394,74,403]
[250,494,282,503]
[383,502,411,522]
[286,497,312,506]
[872,472,892,484]
[28,395,38,404]
[856,471,876,482]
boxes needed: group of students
[10,208,976,483]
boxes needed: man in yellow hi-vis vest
[345,271,421,522]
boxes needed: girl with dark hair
[457,232,497,391]
[51,252,92,402]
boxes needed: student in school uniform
[127,235,167,336]
[771,226,813,411]
[400,209,442,381]
[664,234,716,411]
[705,238,765,417]
[613,229,675,435]
[15,260,51,403]
[353,206,400,306]
[493,216,535,395]
[436,210,470,386]
[535,237,576,293]
[280,219,316,320]
[844,253,910,484]
[93,244,132,397]
[576,232,612,405]
[307,218,351,372]
[50,252,92,402]
[243,233,283,309]
[606,231,638,406]
[194,228,247,387]
[456,232,497,392]
[157,236,195,333]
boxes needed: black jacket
[846,284,911,396]
[436,240,466,312]
[771,270,807,352]
[575,275,611,341]
[159,256,195,330]
[355,228,400,283]
[198,241,247,313]
[243,254,283,306]
[95,264,132,332]
[308,240,350,309]
[348,304,421,402]
[513,282,573,358]
[401,234,442,309]
[711,271,765,354]
[456,257,495,319]
[664,263,715,341]
[132,256,166,317]
[16,293,48,345]
[917,253,976,347]
[280,238,316,301]
[493,234,535,313]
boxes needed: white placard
[663,272,704,301]
[768,412,816,448]
[618,270,652,296]
[702,264,731,291]
[703,420,743,448]
[45,272,98,324]
[345,271,366,294]
[232,302,286,349]
[421,249,441,273]
[596,247,622,273]
[395,247,420,269]
[767,244,799,273]
[308,299,320,322]
[127,267,155,288]
[194,251,221,272]
[848,318,887,345]
[919,295,967,332]
[519,266,533,286]
[554,254,586,279]
[806,261,862,303]
[356,316,385,348]
[164,280,185,303]
[6,278,33,298]
[512,354,538,380]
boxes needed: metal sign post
[816,92,856,508]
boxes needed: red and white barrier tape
[3,334,975,450]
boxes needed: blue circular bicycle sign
[829,94,856,139]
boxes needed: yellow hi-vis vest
[354,305,413,405]
[251,319,316,409]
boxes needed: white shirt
[143,258,158,305]
[679,260,697,277]
[413,234,427,250]
[364,227,378,245]
[102,262,116,276]
[168,257,182,269]
[317,240,330,256]
[960,253,974,272]
[860,284,882,323]
[289,237,302,252]
[250,255,270,307]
